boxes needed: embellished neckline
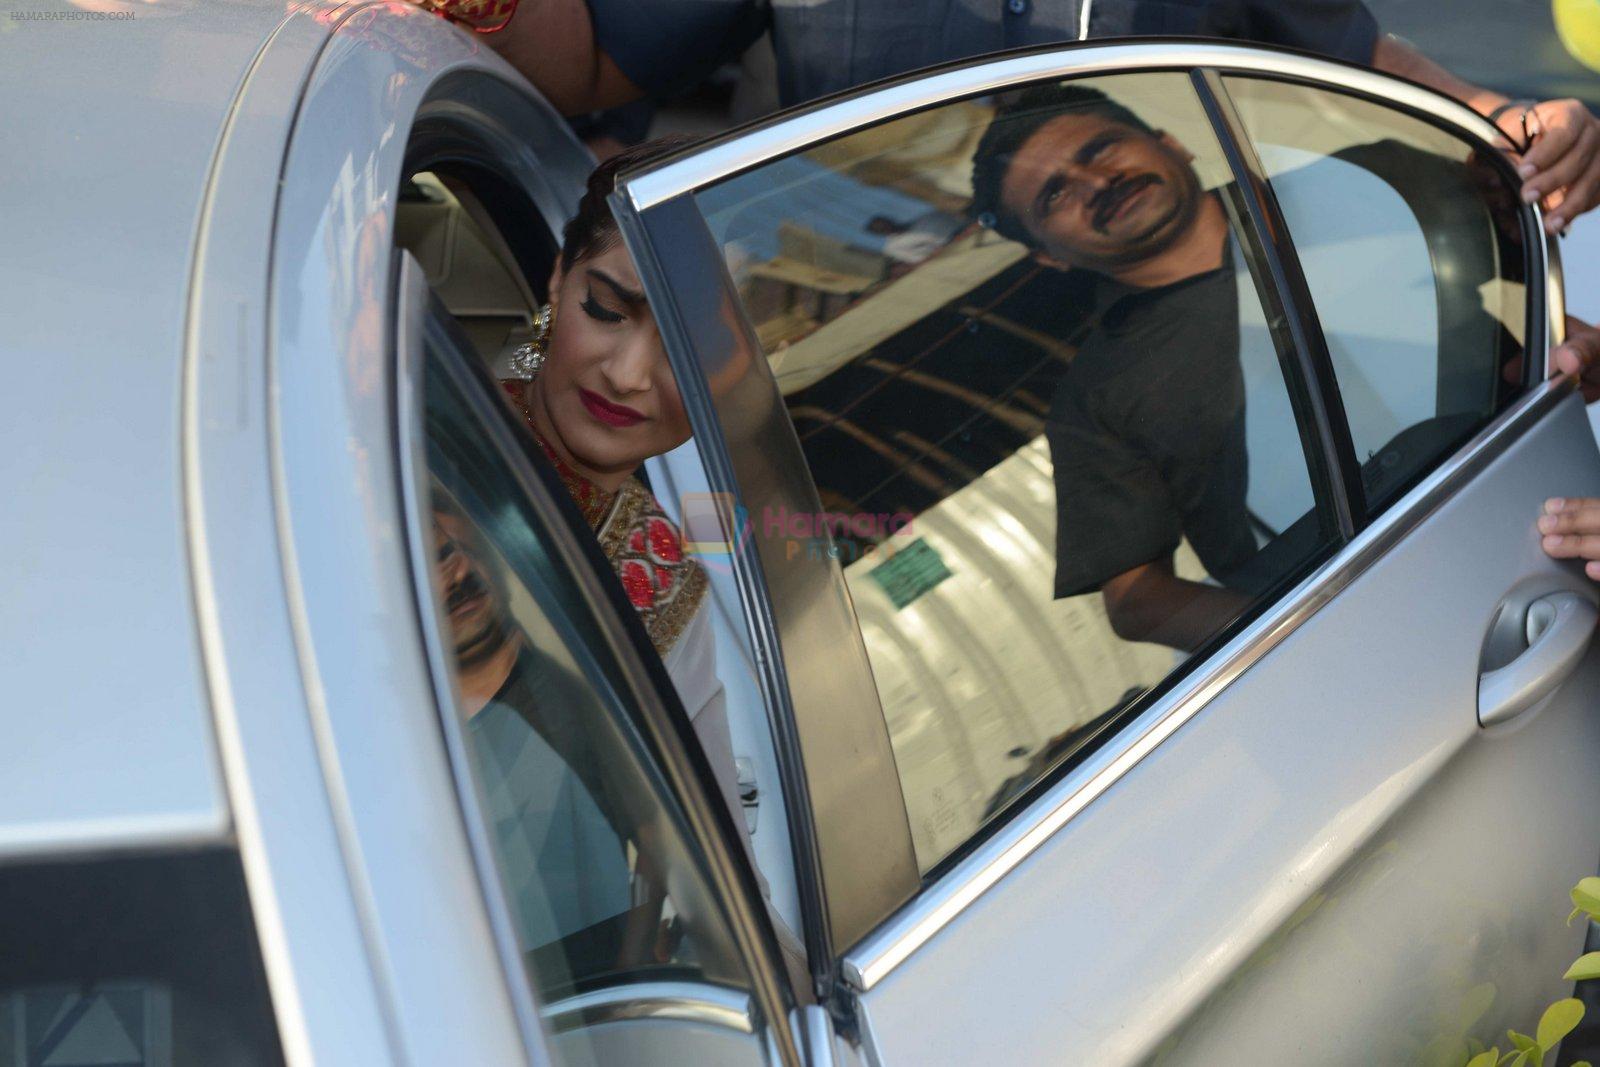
[500,381,615,529]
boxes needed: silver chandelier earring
[509,303,553,378]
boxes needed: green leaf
[1467,1051,1501,1067]
[1538,998,1585,1049]
[1573,878,1600,922]
[1499,1049,1529,1067]
[1567,952,1600,982]
[1457,983,1500,1032]
[1509,1031,1538,1054]
[1571,907,1587,927]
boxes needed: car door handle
[1478,592,1598,727]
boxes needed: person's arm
[1369,34,1509,120]
[415,0,764,117]
[1100,555,1252,653]
[483,0,645,114]
[1370,34,1600,234]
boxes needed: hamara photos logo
[680,493,915,569]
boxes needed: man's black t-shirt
[1048,246,1256,599]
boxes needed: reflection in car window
[1223,77,1529,513]
[409,148,760,877]
[419,331,772,1058]
[695,74,1334,871]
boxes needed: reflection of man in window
[432,498,641,975]
[970,86,1254,651]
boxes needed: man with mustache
[431,493,776,971]
[969,84,1271,652]
[431,497,638,956]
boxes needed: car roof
[0,0,343,860]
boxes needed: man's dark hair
[970,84,1156,248]
[560,134,699,270]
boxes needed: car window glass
[693,73,1334,871]
[0,850,283,1066]
[396,164,790,931]
[417,333,773,1063]
[396,148,799,949]
[1222,77,1529,512]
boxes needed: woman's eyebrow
[587,268,645,304]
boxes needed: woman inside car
[494,137,747,831]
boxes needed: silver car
[4,2,1598,1064]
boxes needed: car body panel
[184,4,405,1063]
[853,389,1600,1064]
[0,0,326,859]
[264,4,592,1062]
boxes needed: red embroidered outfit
[413,0,519,33]
[500,381,708,656]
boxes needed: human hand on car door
[1540,498,1600,580]
[1502,98,1600,235]
[1551,315,1600,402]
[1536,319,1600,579]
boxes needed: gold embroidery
[599,479,708,656]
[648,557,708,654]
[500,379,705,656]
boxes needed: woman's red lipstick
[579,388,645,428]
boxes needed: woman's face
[533,239,692,482]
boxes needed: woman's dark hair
[969,85,1155,248]
[560,135,699,270]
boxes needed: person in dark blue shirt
[423,0,1600,235]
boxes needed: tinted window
[693,73,1334,871]
[0,850,282,1066]
[1224,77,1530,512]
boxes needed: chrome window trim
[543,982,755,1035]
[1549,236,1567,350]
[621,41,1519,213]
[842,377,1576,992]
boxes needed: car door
[613,40,1600,1063]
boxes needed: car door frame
[606,36,1561,1016]
[250,4,759,1062]
[397,253,807,1065]
[263,4,821,1061]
